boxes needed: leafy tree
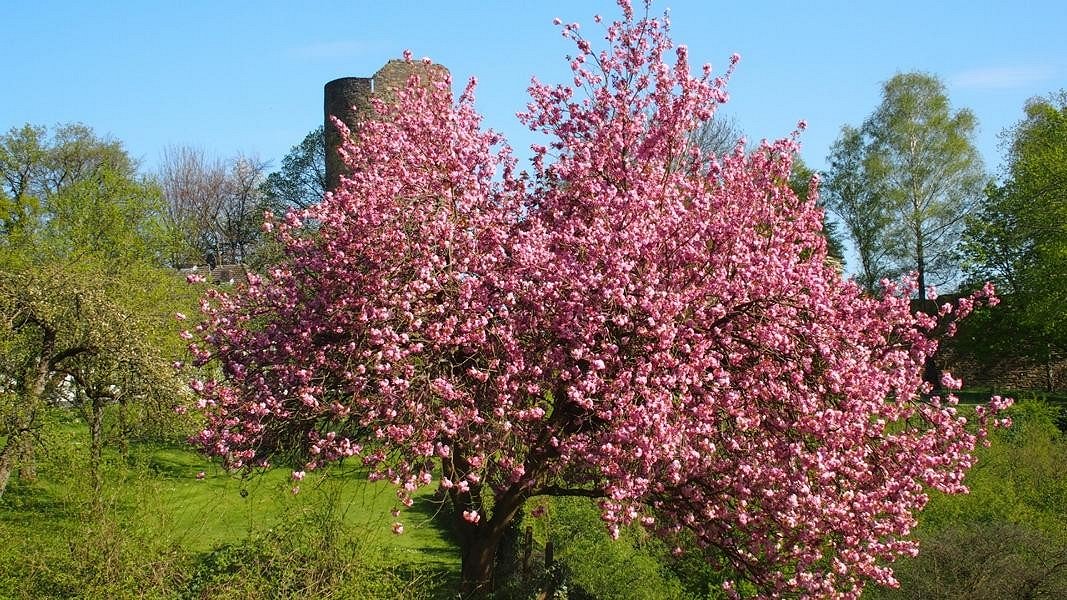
[824,74,986,299]
[865,73,987,299]
[0,123,135,243]
[960,92,1067,382]
[0,264,179,497]
[261,125,327,211]
[186,5,1007,597]
[42,167,170,269]
[0,124,47,237]
[0,123,186,499]
[822,125,897,292]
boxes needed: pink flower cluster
[187,2,1009,597]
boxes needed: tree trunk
[451,481,530,596]
[17,433,37,482]
[460,532,502,597]
[915,222,926,302]
[0,333,56,500]
[89,393,105,497]
[117,396,129,459]
[0,433,19,499]
[914,226,941,390]
[1046,343,1055,393]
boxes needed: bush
[183,512,447,600]
[521,497,692,600]
[865,400,1067,599]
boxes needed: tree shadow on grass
[407,488,460,549]
[0,479,79,526]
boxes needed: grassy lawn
[0,417,460,599]
[127,443,456,559]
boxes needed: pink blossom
[186,2,1010,596]
[940,371,963,390]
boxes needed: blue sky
[5,1,1066,178]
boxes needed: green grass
[125,442,456,559]
[5,398,1064,598]
[0,418,460,599]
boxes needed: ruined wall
[324,60,449,190]
[913,296,1067,393]
[939,345,1066,393]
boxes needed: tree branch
[533,485,606,499]
[47,345,96,369]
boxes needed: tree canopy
[823,73,986,298]
[959,92,1067,380]
[185,4,1008,597]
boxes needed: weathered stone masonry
[324,60,449,190]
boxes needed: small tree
[0,124,186,499]
[0,264,179,498]
[188,3,1008,597]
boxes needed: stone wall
[939,345,1066,393]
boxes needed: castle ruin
[324,60,449,190]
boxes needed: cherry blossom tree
[185,2,1009,596]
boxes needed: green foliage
[961,91,1067,364]
[261,125,327,211]
[824,73,986,296]
[0,122,176,274]
[182,507,448,600]
[867,522,1066,600]
[43,168,169,268]
[0,123,138,241]
[865,400,1067,599]
[524,497,726,600]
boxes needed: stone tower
[323,60,450,190]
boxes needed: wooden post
[522,526,533,581]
